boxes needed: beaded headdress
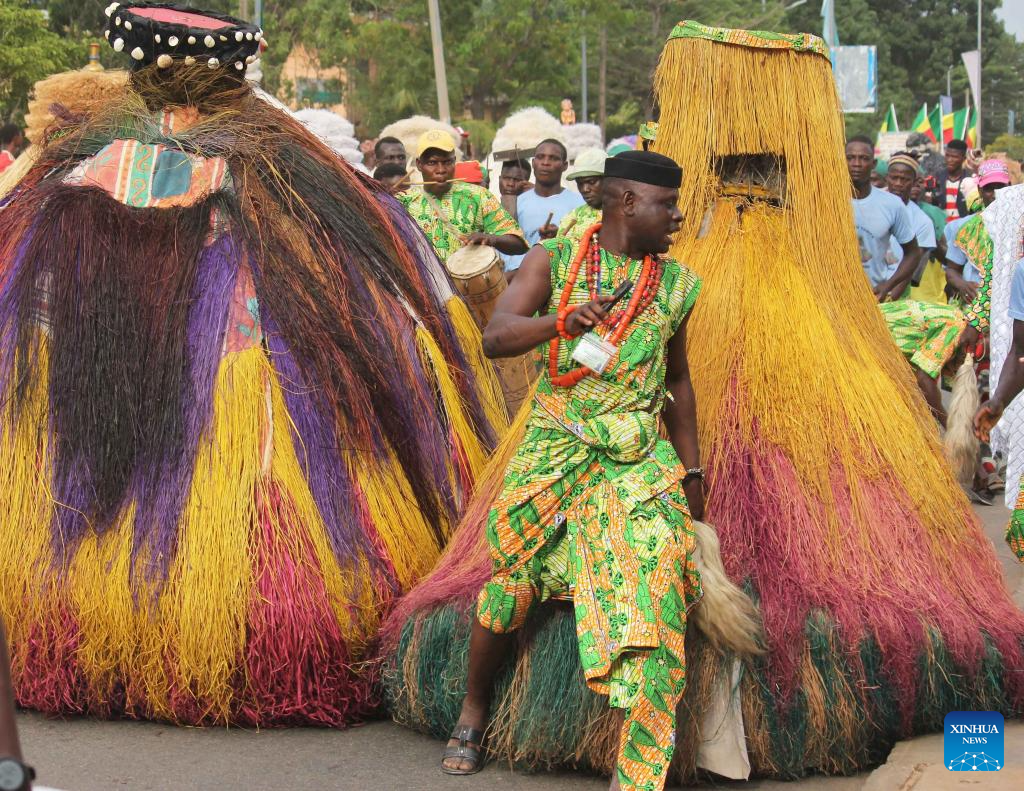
[103,2,264,73]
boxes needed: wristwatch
[0,757,35,791]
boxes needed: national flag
[942,107,969,144]
[927,104,942,142]
[965,109,977,148]
[878,104,899,138]
[911,104,931,137]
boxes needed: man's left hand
[537,223,558,240]
[466,233,497,246]
[975,399,1005,441]
[960,324,981,356]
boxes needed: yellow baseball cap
[416,129,456,158]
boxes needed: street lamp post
[427,0,452,124]
[977,0,982,146]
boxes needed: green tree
[785,0,1024,141]
[986,133,1024,160]
[0,0,69,122]
[336,0,581,135]
[258,0,355,102]
[573,0,784,136]
[334,1,788,138]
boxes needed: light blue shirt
[944,215,979,283]
[1009,258,1024,322]
[887,199,937,265]
[853,187,915,287]
[502,187,585,271]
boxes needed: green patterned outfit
[879,300,966,378]
[475,237,703,791]
[557,204,602,243]
[398,182,523,264]
[960,214,995,332]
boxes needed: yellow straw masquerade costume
[382,21,1024,783]
[0,2,502,726]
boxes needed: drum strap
[422,192,467,244]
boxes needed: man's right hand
[538,222,559,240]
[564,295,615,336]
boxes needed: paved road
[15,502,1023,791]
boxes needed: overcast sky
[997,0,1024,41]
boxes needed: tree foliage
[987,133,1024,160]
[4,1,1023,150]
[1,0,69,122]
[785,0,1024,141]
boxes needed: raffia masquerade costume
[381,22,1024,784]
[0,2,504,726]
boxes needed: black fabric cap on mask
[604,150,683,188]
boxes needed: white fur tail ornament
[690,520,765,656]
[944,353,979,485]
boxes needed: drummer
[399,130,528,264]
[557,147,607,243]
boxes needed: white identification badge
[571,331,618,374]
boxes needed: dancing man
[441,150,705,791]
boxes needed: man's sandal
[441,724,486,775]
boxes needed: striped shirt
[945,177,962,223]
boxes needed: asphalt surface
[14,502,1023,791]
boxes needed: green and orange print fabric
[557,204,602,243]
[879,299,966,379]
[475,237,703,791]
[961,213,995,331]
[398,181,523,263]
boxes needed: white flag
[961,50,981,116]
